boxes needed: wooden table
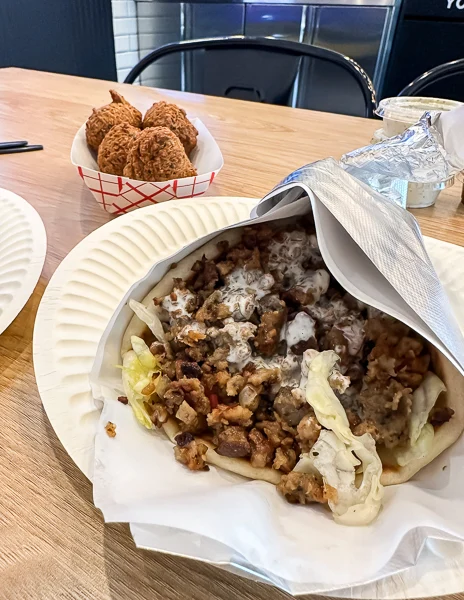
[0,67,463,600]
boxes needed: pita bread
[380,345,464,485]
[121,227,464,488]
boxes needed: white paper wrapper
[71,118,223,215]
[90,161,464,595]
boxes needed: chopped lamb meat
[163,385,184,414]
[352,419,380,440]
[216,426,251,458]
[133,222,446,509]
[227,374,246,396]
[249,428,274,468]
[254,306,287,356]
[176,321,207,346]
[429,406,454,427]
[150,403,169,427]
[244,247,262,270]
[190,256,219,292]
[277,472,326,504]
[221,267,275,321]
[345,408,362,430]
[175,360,203,380]
[150,341,165,355]
[174,438,209,470]
[105,421,116,438]
[258,294,286,314]
[165,378,211,415]
[185,342,209,362]
[296,412,321,453]
[256,420,294,448]
[216,259,235,277]
[254,398,276,423]
[241,224,274,250]
[328,369,351,394]
[349,316,431,448]
[357,380,412,448]
[332,315,365,357]
[205,346,229,368]
[175,431,195,446]
[195,291,231,323]
[207,404,253,427]
[201,368,231,398]
[246,367,281,389]
[225,245,256,267]
[273,386,310,427]
[160,360,176,380]
[273,447,297,473]
[149,341,175,360]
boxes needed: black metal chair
[399,58,464,98]
[124,36,376,118]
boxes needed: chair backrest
[124,36,376,118]
[399,59,464,99]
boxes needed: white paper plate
[0,188,46,335]
[33,196,464,598]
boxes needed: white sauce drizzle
[162,288,196,321]
[208,319,257,368]
[286,312,316,348]
[334,316,365,356]
[221,268,274,321]
[267,231,329,304]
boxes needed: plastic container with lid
[370,122,457,209]
[406,176,455,209]
[375,97,462,137]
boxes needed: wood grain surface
[0,67,463,600]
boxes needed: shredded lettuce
[410,372,446,445]
[131,335,158,370]
[293,452,322,479]
[392,371,446,467]
[121,336,161,429]
[129,298,166,342]
[394,423,434,467]
[302,350,384,526]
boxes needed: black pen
[0,140,28,150]
[0,145,44,155]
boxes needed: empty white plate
[0,188,46,335]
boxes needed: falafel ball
[123,126,197,182]
[86,90,142,151]
[97,123,141,176]
[142,101,198,155]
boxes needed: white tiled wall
[112,0,139,82]
[137,2,181,89]
[112,0,182,88]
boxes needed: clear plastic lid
[375,96,462,124]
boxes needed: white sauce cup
[375,97,462,137]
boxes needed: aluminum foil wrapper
[254,157,464,374]
[341,109,464,207]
